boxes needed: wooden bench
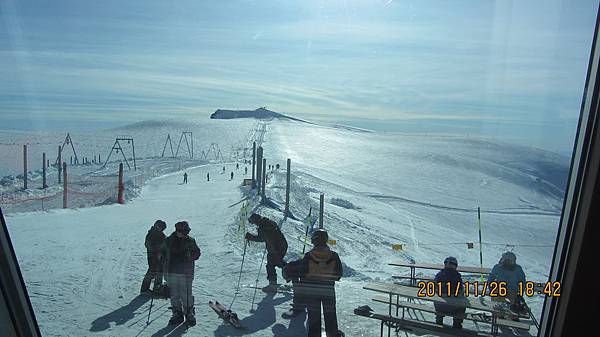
[363,282,531,336]
[355,309,494,337]
[372,295,531,330]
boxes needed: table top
[364,282,503,313]
[389,261,491,274]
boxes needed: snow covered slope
[4,118,569,336]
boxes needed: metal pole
[23,145,27,190]
[58,146,62,184]
[319,193,324,229]
[252,142,256,182]
[478,207,483,281]
[62,163,67,209]
[131,139,137,170]
[118,163,124,204]
[42,152,47,189]
[256,147,263,191]
[261,158,266,202]
[285,158,291,216]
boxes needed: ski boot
[281,307,305,319]
[185,306,196,327]
[262,281,278,293]
[168,309,184,326]
[140,288,153,296]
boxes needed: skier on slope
[230,171,234,180]
[183,172,188,184]
[245,213,288,292]
[283,229,344,337]
[161,221,201,326]
[207,172,210,182]
[141,220,167,295]
[433,256,466,329]
[487,251,527,317]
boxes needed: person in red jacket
[161,221,201,326]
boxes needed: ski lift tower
[55,133,79,165]
[161,134,175,158]
[103,137,137,170]
[175,131,193,158]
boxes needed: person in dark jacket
[283,229,344,337]
[245,213,288,291]
[161,221,201,326]
[433,256,466,329]
[141,220,167,294]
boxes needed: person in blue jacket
[487,251,527,314]
[433,256,466,329]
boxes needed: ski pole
[230,239,248,309]
[146,291,154,325]
[302,208,312,254]
[250,246,267,311]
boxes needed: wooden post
[42,152,47,189]
[252,142,256,182]
[58,146,62,184]
[285,158,291,216]
[319,193,324,228]
[261,158,267,202]
[118,163,124,204]
[23,145,27,189]
[62,163,67,209]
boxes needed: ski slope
[3,118,569,336]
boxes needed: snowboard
[208,301,245,329]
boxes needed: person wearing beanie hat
[161,221,201,326]
[433,256,466,329]
[141,220,167,295]
[245,213,288,291]
[487,251,527,317]
[283,228,344,337]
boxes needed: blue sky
[0,0,598,152]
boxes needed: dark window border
[541,3,600,336]
[0,207,42,337]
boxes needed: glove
[245,232,253,241]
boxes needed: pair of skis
[208,301,245,329]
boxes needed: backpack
[305,250,338,281]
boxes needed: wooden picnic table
[363,282,527,336]
[389,261,491,285]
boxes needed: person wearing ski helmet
[245,213,288,291]
[487,251,527,314]
[161,221,201,326]
[433,256,466,329]
[141,220,167,295]
[284,228,344,337]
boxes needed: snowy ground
[3,117,569,337]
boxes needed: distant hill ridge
[210,107,306,122]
